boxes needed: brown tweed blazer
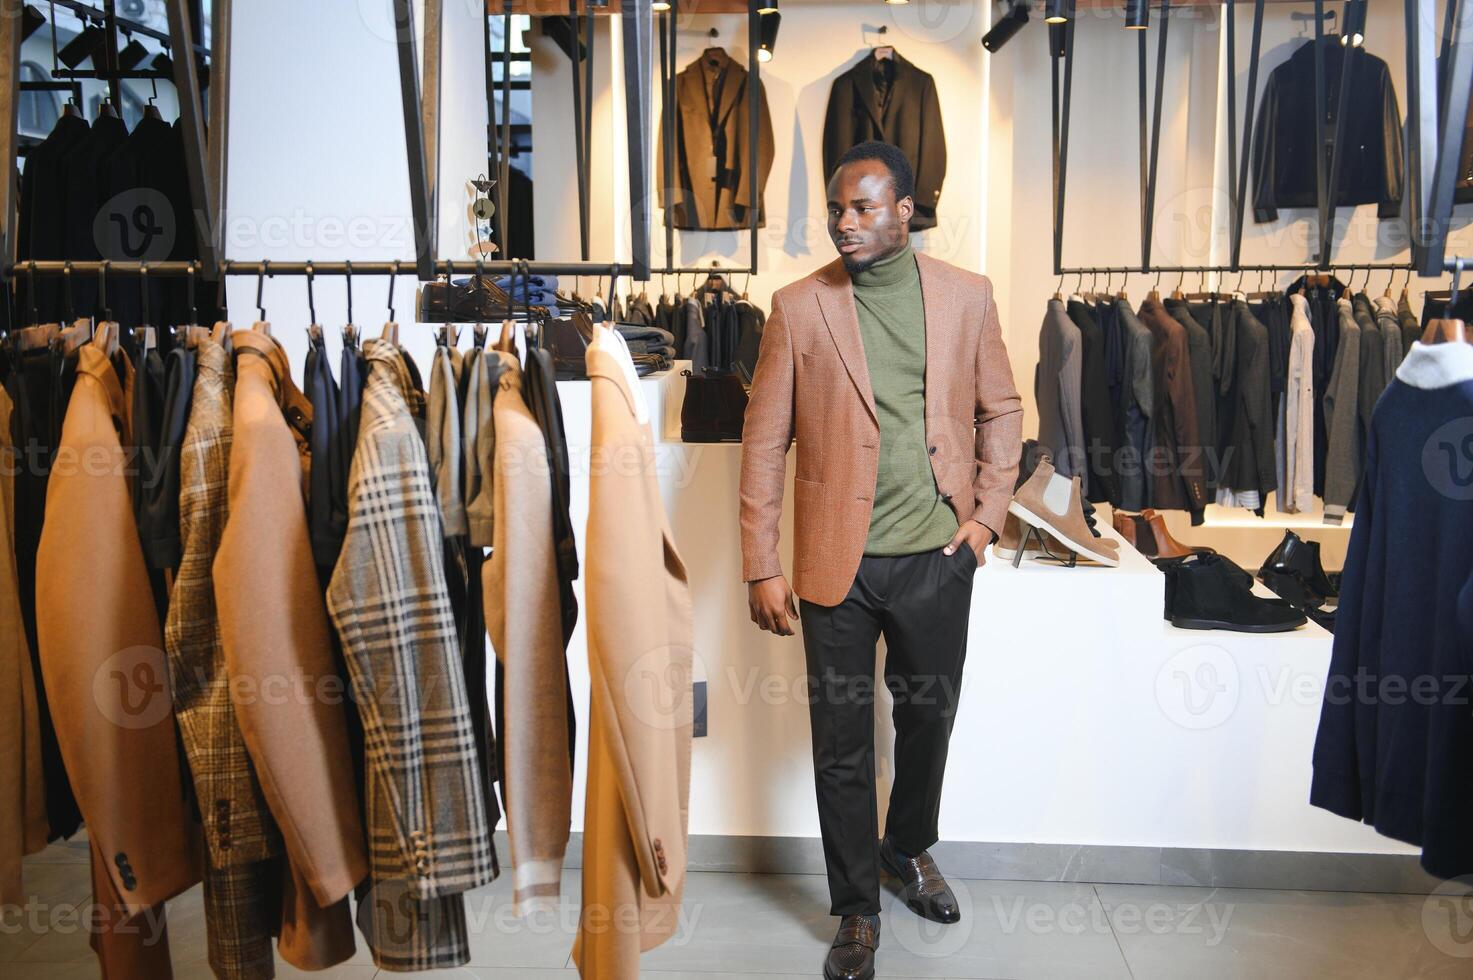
[740,252,1024,606]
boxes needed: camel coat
[0,384,52,906]
[739,252,1023,606]
[35,335,200,978]
[573,332,694,978]
[214,327,367,933]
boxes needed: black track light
[1044,0,1070,25]
[118,37,149,70]
[1125,0,1149,30]
[757,9,780,63]
[1048,20,1068,57]
[58,23,107,68]
[21,5,45,40]
[983,1,1029,53]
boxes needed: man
[740,141,1023,980]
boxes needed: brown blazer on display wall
[823,51,947,231]
[658,47,775,231]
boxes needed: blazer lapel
[916,252,955,410]
[814,261,878,425]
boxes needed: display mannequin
[739,141,1023,980]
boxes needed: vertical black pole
[1319,0,1364,268]
[394,0,435,280]
[166,0,217,274]
[1230,0,1265,271]
[621,0,653,280]
[1143,0,1170,274]
[570,5,588,261]
[1137,23,1147,272]
[583,7,594,261]
[102,0,121,109]
[748,0,758,276]
[500,11,511,257]
[660,3,674,270]
[1426,0,1471,271]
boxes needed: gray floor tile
[1097,883,1473,980]
[458,867,582,969]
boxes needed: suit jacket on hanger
[327,341,496,972]
[657,47,774,231]
[822,51,947,230]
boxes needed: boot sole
[1007,502,1120,567]
[1171,615,1307,633]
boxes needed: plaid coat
[327,341,496,972]
[164,334,283,980]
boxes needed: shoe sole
[1006,501,1120,567]
[1170,615,1307,633]
[824,965,875,980]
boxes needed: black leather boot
[1259,530,1337,598]
[879,837,961,924]
[1162,553,1307,632]
[824,914,879,980]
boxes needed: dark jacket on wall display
[1138,297,1209,524]
[658,47,774,231]
[1252,38,1404,222]
[823,51,947,230]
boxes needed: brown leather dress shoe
[1134,509,1214,560]
[824,914,879,980]
[878,837,961,924]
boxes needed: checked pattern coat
[327,340,497,972]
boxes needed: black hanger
[98,259,112,323]
[342,259,357,348]
[387,259,399,322]
[145,75,162,120]
[215,259,228,324]
[61,261,74,324]
[256,261,268,321]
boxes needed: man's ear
[897,195,915,224]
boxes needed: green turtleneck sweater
[850,243,958,555]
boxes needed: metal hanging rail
[4,259,659,278]
[1055,261,1416,277]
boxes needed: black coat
[823,51,947,230]
[1252,38,1403,222]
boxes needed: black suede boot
[1162,553,1307,632]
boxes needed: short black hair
[833,140,916,203]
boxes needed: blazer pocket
[793,477,825,572]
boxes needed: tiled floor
[6,839,1471,979]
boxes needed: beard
[840,252,879,274]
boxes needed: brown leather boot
[1136,509,1213,560]
[1008,457,1119,566]
[1112,510,1139,547]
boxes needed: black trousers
[799,545,976,916]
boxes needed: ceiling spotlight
[983,1,1029,53]
[1125,0,1148,30]
[21,5,45,40]
[58,23,107,68]
[757,9,780,63]
[1048,20,1068,56]
[1045,0,1071,25]
[884,0,910,5]
[758,1,779,12]
[652,1,671,10]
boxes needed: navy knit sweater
[1310,341,1473,880]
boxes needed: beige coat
[0,385,52,906]
[573,334,694,978]
[482,348,574,914]
[214,327,367,949]
[739,252,1023,606]
[35,335,200,977]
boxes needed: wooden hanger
[210,320,232,347]
[1169,270,1186,301]
[1421,318,1468,344]
[496,320,516,352]
[380,320,399,346]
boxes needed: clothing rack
[1056,263,1417,276]
[3,259,658,278]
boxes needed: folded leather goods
[680,368,747,442]
[420,275,541,322]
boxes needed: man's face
[826,159,913,272]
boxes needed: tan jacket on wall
[572,336,695,978]
[657,47,775,231]
[739,253,1024,607]
[36,335,201,976]
[0,385,52,906]
[214,327,368,919]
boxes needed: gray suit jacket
[1036,299,1085,484]
[1323,299,1363,524]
